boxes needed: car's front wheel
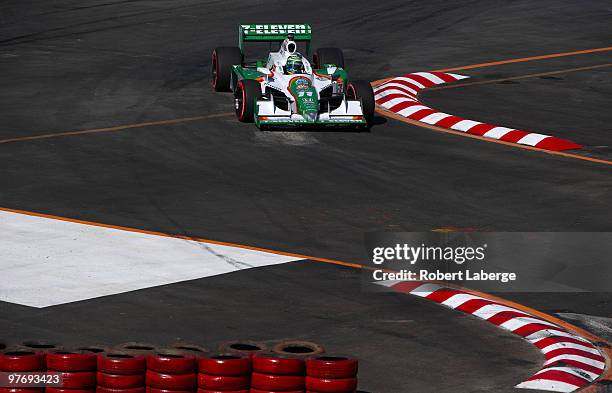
[347,80,375,126]
[235,79,260,123]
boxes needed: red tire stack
[305,357,358,393]
[0,348,46,393]
[197,354,250,393]
[46,350,98,393]
[250,353,305,393]
[145,351,197,393]
[96,352,146,393]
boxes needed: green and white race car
[211,24,374,129]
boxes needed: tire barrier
[250,373,304,391]
[115,345,156,356]
[305,356,358,393]
[305,376,358,393]
[0,341,356,393]
[97,353,146,375]
[96,387,144,393]
[305,357,358,379]
[250,353,306,393]
[97,352,146,393]
[197,354,250,392]
[145,371,196,390]
[272,341,324,358]
[146,351,197,374]
[252,353,305,376]
[217,341,267,359]
[47,350,98,372]
[145,350,197,392]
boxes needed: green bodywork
[233,23,366,128]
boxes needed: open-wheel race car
[211,24,374,130]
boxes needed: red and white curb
[377,280,608,392]
[373,72,582,151]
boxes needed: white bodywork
[253,39,364,123]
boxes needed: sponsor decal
[293,78,311,90]
[242,24,311,35]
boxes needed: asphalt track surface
[0,1,611,392]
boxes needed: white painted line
[374,83,419,96]
[380,97,415,109]
[451,119,482,132]
[412,72,446,85]
[440,293,484,309]
[544,354,605,369]
[517,133,550,146]
[516,379,581,392]
[409,283,441,297]
[397,105,430,117]
[0,210,302,308]
[532,366,596,382]
[500,316,561,332]
[419,112,452,125]
[472,304,531,320]
[483,126,514,139]
[392,76,426,89]
[540,342,603,355]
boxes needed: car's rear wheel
[347,80,375,126]
[313,48,344,69]
[235,79,260,123]
[211,47,242,92]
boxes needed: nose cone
[303,112,317,123]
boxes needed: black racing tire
[211,47,242,92]
[347,80,375,126]
[313,48,344,69]
[234,80,261,123]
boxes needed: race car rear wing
[239,24,312,54]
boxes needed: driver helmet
[285,54,304,74]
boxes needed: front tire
[347,80,375,126]
[211,47,242,92]
[313,48,345,69]
[235,79,260,123]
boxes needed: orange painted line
[2,205,610,386]
[433,46,612,72]
[376,107,612,165]
[428,63,612,91]
[0,113,234,145]
[0,206,363,270]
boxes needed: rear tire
[347,80,375,126]
[234,79,260,123]
[313,48,344,69]
[211,47,242,92]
